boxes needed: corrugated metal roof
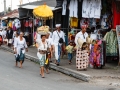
[20,0,56,7]
[1,9,19,19]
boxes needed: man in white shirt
[0,29,3,36]
[75,24,88,46]
[46,32,53,62]
[52,24,65,66]
[2,28,7,44]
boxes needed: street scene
[0,0,120,90]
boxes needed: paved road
[0,49,119,90]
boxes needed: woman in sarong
[75,24,91,70]
[36,35,49,78]
[14,32,28,68]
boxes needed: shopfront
[60,0,120,67]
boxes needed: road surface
[0,49,119,90]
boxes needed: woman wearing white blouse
[36,35,49,78]
[75,24,89,70]
[14,32,28,68]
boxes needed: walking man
[52,24,65,66]
[6,27,13,47]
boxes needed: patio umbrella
[33,3,53,19]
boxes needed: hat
[56,24,61,27]
[81,24,88,29]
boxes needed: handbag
[56,31,64,43]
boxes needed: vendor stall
[61,0,120,66]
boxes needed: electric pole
[4,0,6,15]
[20,0,23,5]
[11,0,12,10]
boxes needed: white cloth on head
[62,0,67,15]
[56,24,61,27]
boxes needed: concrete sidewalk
[1,45,120,82]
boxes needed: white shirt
[75,31,88,46]
[52,30,65,45]
[14,36,28,55]
[1,30,6,39]
[49,32,53,38]
[46,37,53,48]
[13,37,18,46]
[13,31,16,39]
[36,39,48,51]
[36,33,41,40]
[0,31,3,36]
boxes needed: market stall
[61,0,120,66]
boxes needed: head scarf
[56,24,61,27]
[81,24,88,29]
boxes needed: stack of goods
[37,26,49,35]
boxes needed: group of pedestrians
[34,24,66,78]
[0,23,90,78]
[0,27,28,68]
[33,23,90,77]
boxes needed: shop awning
[1,13,19,20]
[1,16,8,20]
[20,5,61,11]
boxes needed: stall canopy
[18,0,61,18]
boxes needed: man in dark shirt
[6,27,13,47]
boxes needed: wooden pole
[11,0,12,10]
[4,0,6,15]
[32,16,35,45]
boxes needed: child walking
[66,41,74,64]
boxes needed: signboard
[116,25,120,65]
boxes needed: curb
[1,45,91,82]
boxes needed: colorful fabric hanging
[70,17,78,28]
[103,30,118,56]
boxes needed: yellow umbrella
[33,4,53,19]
